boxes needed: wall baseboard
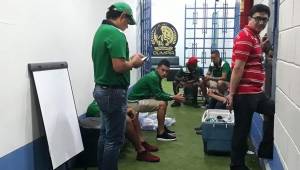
[0,137,51,170]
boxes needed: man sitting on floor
[207,81,229,109]
[200,50,231,107]
[171,56,204,108]
[128,59,185,141]
[86,101,160,162]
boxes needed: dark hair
[106,5,122,20]
[158,59,170,67]
[211,49,220,56]
[249,4,270,17]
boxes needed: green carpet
[85,80,261,170]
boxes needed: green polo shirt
[128,71,172,101]
[92,20,130,87]
[208,60,231,82]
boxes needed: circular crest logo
[151,22,178,56]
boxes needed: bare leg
[157,101,167,135]
[125,117,145,152]
[131,112,145,142]
[173,80,180,95]
[199,79,208,98]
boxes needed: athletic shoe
[164,125,176,135]
[258,142,273,159]
[195,130,202,135]
[157,131,176,141]
[246,150,255,155]
[194,126,201,131]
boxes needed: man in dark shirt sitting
[171,56,204,108]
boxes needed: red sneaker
[136,151,160,162]
[141,141,159,152]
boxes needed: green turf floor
[84,80,261,170]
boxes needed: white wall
[254,1,300,169]
[0,0,139,158]
[152,0,194,65]
[275,0,300,169]
[254,0,300,169]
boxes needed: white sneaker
[246,150,255,155]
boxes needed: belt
[96,84,128,90]
[127,100,139,103]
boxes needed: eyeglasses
[251,16,269,23]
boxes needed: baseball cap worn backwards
[112,2,136,25]
[187,56,198,65]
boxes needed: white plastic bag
[139,112,176,131]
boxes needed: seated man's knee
[217,80,224,85]
[158,101,167,109]
[198,79,204,86]
[217,80,228,92]
[208,80,217,89]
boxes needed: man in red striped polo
[226,4,275,170]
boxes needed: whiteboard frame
[28,62,84,169]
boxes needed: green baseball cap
[112,2,136,25]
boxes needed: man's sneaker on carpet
[201,99,208,109]
[194,126,201,131]
[194,125,202,135]
[136,150,160,162]
[164,125,176,135]
[157,131,176,141]
[246,150,255,155]
[195,129,202,135]
[257,142,273,159]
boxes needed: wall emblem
[151,22,178,56]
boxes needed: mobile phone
[141,56,148,61]
[262,34,268,41]
[262,36,268,41]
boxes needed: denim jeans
[207,98,226,109]
[93,86,127,170]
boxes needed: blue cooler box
[201,109,234,154]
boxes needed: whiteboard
[32,68,83,169]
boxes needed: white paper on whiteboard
[33,68,83,169]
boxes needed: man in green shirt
[92,2,144,170]
[128,59,185,141]
[200,50,231,107]
[205,50,231,88]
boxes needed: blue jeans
[93,86,127,170]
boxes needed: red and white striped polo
[231,25,265,94]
